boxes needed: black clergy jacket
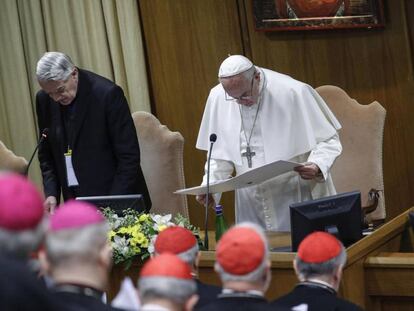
[197,292,285,311]
[36,68,151,210]
[194,279,222,310]
[270,283,364,311]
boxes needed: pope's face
[221,73,259,107]
[38,68,79,106]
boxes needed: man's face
[38,68,79,106]
[221,73,258,106]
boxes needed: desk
[108,210,414,311]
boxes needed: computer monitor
[76,194,146,215]
[290,191,363,252]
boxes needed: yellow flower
[157,224,167,232]
[130,224,141,234]
[141,237,149,248]
[118,227,130,234]
[139,214,150,222]
[130,232,145,245]
[108,230,116,240]
[131,245,141,253]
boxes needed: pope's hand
[44,196,57,214]
[294,162,321,180]
[196,194,215,209]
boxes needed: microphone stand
[204,134,217,250]
[25,129,48,176]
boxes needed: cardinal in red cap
[40,200,120,310]
[270,231,363,311]
[197,222,276,311]
[154,226,222,308]
[138,253,198,311]
[0,173,46,260]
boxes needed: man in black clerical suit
[40,201,125,311]
[153,226,222,309]
[35,51,151,213]
[0,256,61,310]
[270,231,364,311]
[198,222,286,311]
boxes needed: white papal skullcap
[218,55,253,78]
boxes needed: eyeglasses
[224,75,255,102]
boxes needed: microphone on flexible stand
[204,133,217,250]
[25,128,49,176]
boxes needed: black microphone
[204,133,217,250]
[25,128,49,176]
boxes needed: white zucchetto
[218,55,254,78]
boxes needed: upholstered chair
[316,85,386,224]
[0,141,28,174]
[131,111,189,218]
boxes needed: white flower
[114,236,129,256]
[151,214,173,231]
[147,235,158,255]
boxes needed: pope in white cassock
[196,55,342,232]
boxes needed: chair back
[0,141,28,174]
[132,111,189,218]
[316,85,386,222]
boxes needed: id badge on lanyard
[64,147,79,187]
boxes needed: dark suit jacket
[0,256,61,310]
[197,295,275,311]
[194,279,222,310]
[36,69,151,210]
[52,291,125,311]
[270,283,364,311]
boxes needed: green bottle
[215,205,228,242]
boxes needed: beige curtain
[0,0,151,190]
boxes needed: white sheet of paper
[175,160,300,195]
[65,154,79,186]
[111,277,140,310]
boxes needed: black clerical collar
[53,283,104,300]
[219,288,265,299]
[298,280,337,295]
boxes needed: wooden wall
[138,0,414,229]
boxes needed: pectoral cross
[242,146,256,168]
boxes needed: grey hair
[0,217,47,259]
[295,244,347,280]
[155,243,199,266]
[240,66,256,80]
[45,222,108,268]
[215,222,269,283]
[139,276,196,305]
[36,52,75,81]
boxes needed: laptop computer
[76,194,146,215]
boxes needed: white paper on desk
[175,160,299,196]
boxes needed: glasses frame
[224,74,255,102]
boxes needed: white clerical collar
[140,303,171,311]
[301,279,337,294]
[222,288,264,297]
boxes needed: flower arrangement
[102,208,201,269]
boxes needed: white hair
[155,243,199,266]
[45,222,108,268]
[295,244,347,280]
[0,217,47,259]
[36,52,75,81]
[139,276,196,305]
[215,222,269,283]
